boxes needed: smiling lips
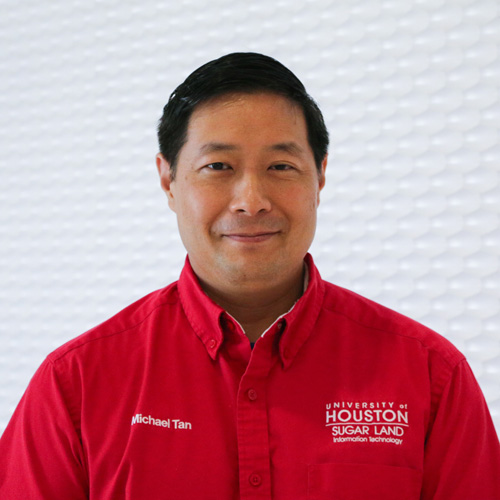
[223,231,280,243]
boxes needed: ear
[156,153,176,212]
[317,155,327,204]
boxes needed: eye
[204,162,231,171]
[270,164,294,171]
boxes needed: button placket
[236,331,277,499]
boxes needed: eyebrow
[198,141,305,157]
[266,142,305,157]
[198,142,239,155]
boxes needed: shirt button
[249,473,262,487]
[277,320,285,332]
[208,338,217,349]
[227,321,236,332]
[247,388,258,401]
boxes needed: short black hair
[157,52,329,179]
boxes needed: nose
[229,172,272,215]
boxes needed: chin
[220,256,286,283]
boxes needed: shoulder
[47,282,180,364]
[320,280,465,369]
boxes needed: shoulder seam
[321,302,466,370]
[48,296,178,364]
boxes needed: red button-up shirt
[1,254,499,499]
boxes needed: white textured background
[0,0,499,435]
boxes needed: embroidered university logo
[325,400,409,446]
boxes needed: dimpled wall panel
[0,0,498,437]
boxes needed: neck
[199,265,305,342]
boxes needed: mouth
[223,231,280,243]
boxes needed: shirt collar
[177,253,325,368]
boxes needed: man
[0,52,499,499]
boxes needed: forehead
[186,92,308,143]
[194,91,301,113]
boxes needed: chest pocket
[308,462,422,500]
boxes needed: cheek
[292,186,320,216]
[176,188,225,229]
[291,190,319,236]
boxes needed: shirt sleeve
[0,359,88,499]
[421,358,500,499]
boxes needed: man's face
[156,92,326,292]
